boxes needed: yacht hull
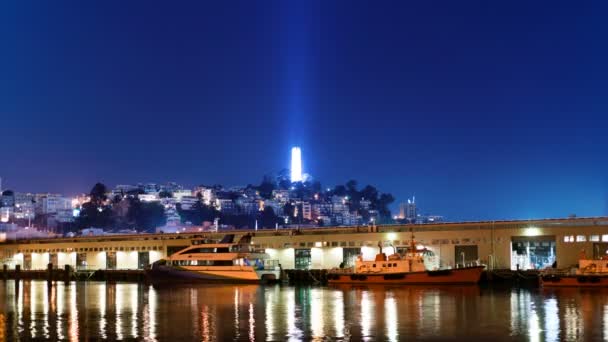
[146,265,276,284]
[327,266,484,285]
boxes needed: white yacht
[147,234,280,283]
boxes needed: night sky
[1,2,606,220]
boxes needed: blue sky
[0,1,606,220]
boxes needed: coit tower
[290,147,303,182]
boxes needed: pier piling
[64,265,71,282]
[47,263,53,282]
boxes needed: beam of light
[290,147,303,183]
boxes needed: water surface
[0,280,607,341]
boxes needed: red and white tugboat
[327,232,484,285]
[541,253,608,287]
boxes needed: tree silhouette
[128,199,166,232]
[89,183,108,205]
[76,183,113,229]
[259,206,280,228]
[258,175,276,199]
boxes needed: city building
[215,198,236,215]
[301,202,312,220]
[173,189,193,201]
[399,197,417,221]
[141,183,159,194]
[138,194,159,202]
[1,190,15,207]
[38,194,72,215]
[193,186,216,205]
[112,185,139,196]
[178,196,198,210]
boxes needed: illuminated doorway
[511,236,555,270]
[342,248,361,267]
[294,249,311,269]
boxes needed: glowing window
[602,235,608,242]
[590,235,600,242]
[576,235,586,242]
[564,236,573,243]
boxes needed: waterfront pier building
[1,217,607,272]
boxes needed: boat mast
[409,227,416,256]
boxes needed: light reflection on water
[1,281,608,341]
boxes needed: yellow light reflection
[148,286,157,342]
[98,284,107,340]
[201,305,210,342]
[42,282,49,339]
[130,284,138,338]
[564,306,583,341]
[56,282,64,340]
[30,281,37,337]
[248,302,255,342]
[528,306,541,342]
[332,291,344,338]
[361,291,373,340]
[286,288,301,341]
[234,287,240,340]
[265,287,277,340]
[16,282,23,336]
[0,313,5,342]
[385,293,398,342]
[115,285,123,340]
[310,288,324,340]
[544,298,559,342]
[69,283,78,342]
[604,305,608,342]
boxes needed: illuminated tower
[290,147,303,183]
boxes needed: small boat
[327,233,484,285]
[541,258,608,287]
[146,234,280,284]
